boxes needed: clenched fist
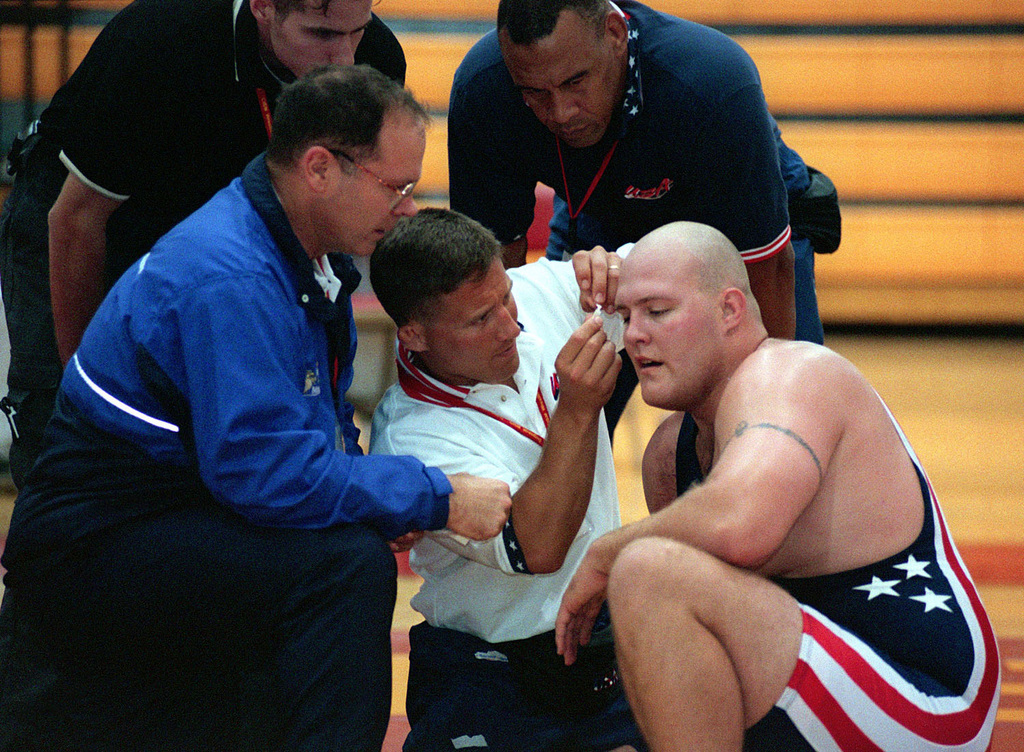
[444,473,512,540]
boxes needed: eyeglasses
[330,149,416,211]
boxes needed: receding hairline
[266,66,429,169]
[497,0,612,46]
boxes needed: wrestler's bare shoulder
[731,338,867,401]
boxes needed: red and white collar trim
[396,343,550,447]
[397,343,472,408]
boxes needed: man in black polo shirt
[0,0,406,488]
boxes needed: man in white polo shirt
[370,208,643,751]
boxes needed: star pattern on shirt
[502,516,531,575]
[619,14,643,130]
[894,554,932,579]
[853,576,901,600]
[909,588,953,613]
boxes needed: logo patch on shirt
[303,368,321,397]
[550,373,560,399]
[474,650,509,663]
[451,736,489,749]
[624,178,673,200]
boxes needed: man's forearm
[48,173,121,363]
[49,217,108,364]
[511,407,601,574]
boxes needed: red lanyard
[556,137,619,247]
[534,389,551,431]
[256,88,273,138]
[465,389,550,447]
[397,347,551,447]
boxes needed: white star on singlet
[894,554,932,579]
[853,576,901,600]
[910,588,953,613]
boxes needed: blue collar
[240,155,361,324]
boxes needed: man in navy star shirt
[556,222,999,751]
[448,0,840,436]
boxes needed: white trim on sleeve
[58,150,130,202]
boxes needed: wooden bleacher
[420,118,1024,202]
[381,0,1024,25]
[6,30,1024,117]
[7,0,1021,24]
[398,0,1024,325]
[7,21,1024,116]
[2,0,1023,324]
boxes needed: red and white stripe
[396,344,549,447]
[396,344,472,408]
[740,225,792,264]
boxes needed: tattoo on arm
[730,421,823,482]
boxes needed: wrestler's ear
[397,320,428,353]
[719,287,747,332]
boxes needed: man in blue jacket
[0,65,511,751]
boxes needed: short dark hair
[266,64,427,167]
[370,208,503,327]
[270,0,340,17]
[497,0,609,45]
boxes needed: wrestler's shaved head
[622,221,761,325]
[628,222,750,296]
[616,221,768,414]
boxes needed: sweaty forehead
[503,46,577,91]
[619,252,684,305]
